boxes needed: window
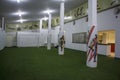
[72,32,87,43]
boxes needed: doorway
[98,30,115,57]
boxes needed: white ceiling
[0,0,87,23]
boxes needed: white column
[2,17,5,30]
[39,19,43,32]
[47,13,52,50]
[58,1,65,55]
[86,0,98,68]
[60,2,64,32]
[38,19,43,47]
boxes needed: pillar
[58,1,65,55]
[47,13,52,50]
[38,19,43,47]
[2,17,5,30]
[86,0,98,68]
[39,19,43,32]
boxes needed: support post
[38,19,43,47]
[39,19,43,32]
[86,0,98,68]
[2,17,5,30]
[58,1,65,55]
[47,13,52,50]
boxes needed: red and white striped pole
[86,0,98,68]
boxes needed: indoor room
[0,0,120,80]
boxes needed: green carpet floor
[0,47,120,80]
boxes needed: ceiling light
[42,17,48,21]
[20,19,23,23]
[12,10,27,16]
[18,10,22,17]
[17,0,20,3]
[16,19,27,23]
[43,9,55,14]
[52,0,66,2]
[9,0,28,3]
[61,0,65,2]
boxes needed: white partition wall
[6,32,17,47]
[17,29,57,47]
[116,29,120,58]
[0,30,6,50]
[0,17,6,50]
[54,26,60,46]
[17,32,40,47]
[39,29,48,46]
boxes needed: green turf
[0,47,120,80]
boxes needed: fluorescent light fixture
[17,0,20,3]
[43,9,55,14]
[52,0,66,2]
[18,10,22,17]
[12,10,27,16]
[42,17,48,21]
[16,19,27,23]
[64,16,72,20]
[9,0,28,3]
[61,0,65,2]
[20,19,23,23]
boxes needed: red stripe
[87,25,95,43]
[88,51,94,62]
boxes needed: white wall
[54,26,60,46]
[17,29,56,47]
[6,32,17,47]
[0,29,6,50]
[97,7,120,58]
[116,29,120,58]
[54,7,120,58]
[64,18,88,51]
[98,45,111,56]
[39,29,48,46]
[17,32,40,47]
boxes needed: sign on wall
[72,32,87,43]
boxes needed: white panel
[97,8,118,30]
[98,45,111,55]
[6,32,17,47]
[54,26,60,46]
[17,32,39,47]
[0,30,6,50]
[63,17,88,51]
[17,29,49,47]
[115,29,120,58]
[40,29,48,45]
